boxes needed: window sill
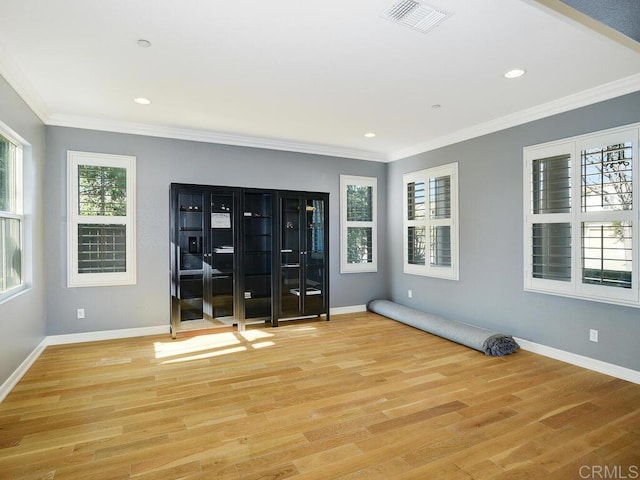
[524,286,640,309]
[0,284,29,305]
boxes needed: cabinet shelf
[180,269,204,275]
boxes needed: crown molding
[46,113,387,162]
[389,72,640,161]
[0,41,50,123]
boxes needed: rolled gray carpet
[367,299,519,356]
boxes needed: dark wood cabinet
[276,192,329,325]
[170,184,328,337]
[240,190,275,323]
[170,185,240,338]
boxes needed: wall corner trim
[330,304,367,315]
[0,338,48,403]
[514,337,640,385]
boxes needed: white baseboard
[330,304,367,315]
[514,337,640,385]
[0,338,48,403]
[47,325,171,345]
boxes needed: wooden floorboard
[1,312,639,479]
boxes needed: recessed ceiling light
[137,39,151,48]
[431,104,441,109]
[504,68,526,79]
[364,132,376,138]
[134,97,152,105]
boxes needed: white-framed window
[340,175,377,273]
[403,162,459,280]
[67,151,136,287]
[523,123,640,307]
[0,127,23,300]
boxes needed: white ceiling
[1,0,639,162]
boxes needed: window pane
[581,143,632,212]
[0,136,16,213]
[347,226,372,264]
[78,224,126,273]
[429,175,451,219]
[532,223,572,282]
[430,225,451,267]
[532,154,571,214]
[0,217,21,292]
[407,226,426,265]
[407,181,425,220]
[582,221,632,288]
[78,165,127,216]
[346,185,372,222]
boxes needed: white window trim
[340,175,377,273]
[67,151,136,287]
[403,162,459,280]
[523,122,640,308]
[0,122,24,302]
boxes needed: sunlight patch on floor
[154,332,241,359]
[153,328,280,363]
[239,329,275,341]
[161,346,247,364]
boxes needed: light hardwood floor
[1,312,639,479]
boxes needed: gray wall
[0,76,47,386]
[45,127,388,335]
[387,90,640,371]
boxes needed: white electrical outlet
[589,329,598,342]
[408,289,412,298]
[77,308,85,319]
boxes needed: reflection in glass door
[210,193,235,321]
[280,196,301,317]
[177,192,205,322]
[304,198,325,313]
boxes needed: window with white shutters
[524,124,639,307]
[403,163,459,280]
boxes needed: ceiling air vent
[382,0,450,34]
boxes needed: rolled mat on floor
[367,299,519,356]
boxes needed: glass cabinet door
[303,197,326,314]
[280,196,301,316]
[210,193,235,321]
[177,192,205,322]
[277,194,328,321]
[242,191,273,323]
